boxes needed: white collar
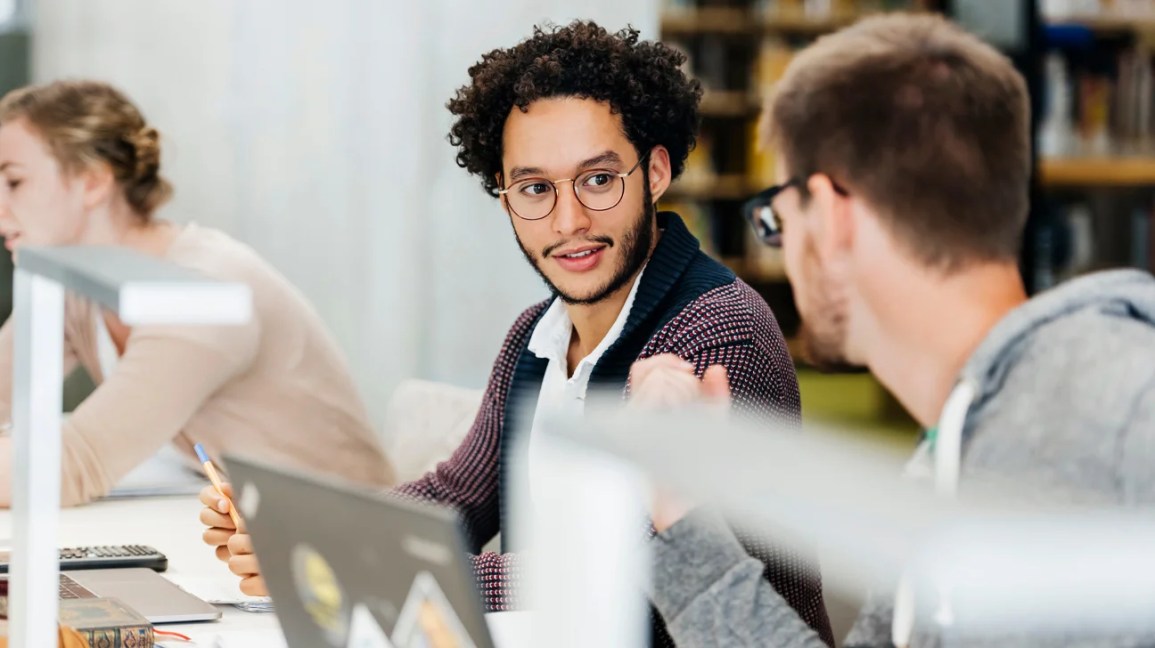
[527,267,646,374]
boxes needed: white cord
[934,379,978,497]
[892,378,978,646]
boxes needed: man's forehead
[502,98,628,152]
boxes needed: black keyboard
[57,574,95,600]
[0,545,168,573]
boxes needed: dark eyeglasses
[741,177,849,248]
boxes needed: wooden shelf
[666,174,759,201]
[1039,156,1155,187]
[661,8,758,36]
[700,91,762,117]
[723,256,787,284]
[761,8,869,33]
[661,8,876,37]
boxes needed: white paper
[165,572,272,607]
[107,444,208,498]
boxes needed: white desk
[0,495,283,647]
[0,495,533,647]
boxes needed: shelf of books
[661,0,1155,302]
[661,0,933,300]
[1037,1,1155,290]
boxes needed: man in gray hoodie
[630,12,1155,647]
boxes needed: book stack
[0,596,154,648]
[58,598,154,648]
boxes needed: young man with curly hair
[198,21,834,645]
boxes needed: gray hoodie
[648,269,1155,647]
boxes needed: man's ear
[645,146,672,204]
[806,173,854,265]
[495,172,510,214]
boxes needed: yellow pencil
[194,443,242,528]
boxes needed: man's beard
[796,244,862,373]
[515,184,656,306]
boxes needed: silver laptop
[0,566,220,624]
[56,568,221,624]
[225,454,495,648]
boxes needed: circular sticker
[290,544,348,645]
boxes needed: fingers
[199,483,233,509]
[228,553,261,578]
[632,364,703,408]
[632,351,737,412]
[203,527,235,548]
[227,533,255,556]
[199,506,236,532]
[215,545,232,563]
[702,365,732,403]
[652,489,695,534]
[629,354,692,386]
[239,575,269,598]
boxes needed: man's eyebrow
[507,151,625,183]
[576,151,623,171]
[509,165,545,182]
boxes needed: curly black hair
[447,21,703,198]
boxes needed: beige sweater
[0,224,396,505]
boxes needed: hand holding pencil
[194,443,241,528]
[194,444,267,597]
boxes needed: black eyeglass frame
[741,176,849,248]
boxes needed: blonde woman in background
[0,80,396,506]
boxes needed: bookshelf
[662,7,759,35]
[1036,2,1155,290]
[659,0,942,301]
[665,173,759,201]
[699,90,762,117]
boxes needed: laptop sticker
[237,480,261,519]
[347,602,396,648]
[292,543,348,646]
[391,571,476,648]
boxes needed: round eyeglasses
[498,154,648,221]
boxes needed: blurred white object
[516,427,650,648]
[559,405,1155,639]
[10,246,250,648]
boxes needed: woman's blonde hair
[0,80,173,218]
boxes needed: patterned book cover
[58,597,155,648]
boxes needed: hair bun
[129,125,161,181]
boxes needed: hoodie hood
[961,269,1155,405]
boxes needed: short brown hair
[764,13,1030,270]
[0,80,172,218]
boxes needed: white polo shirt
[525,270,645,498]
